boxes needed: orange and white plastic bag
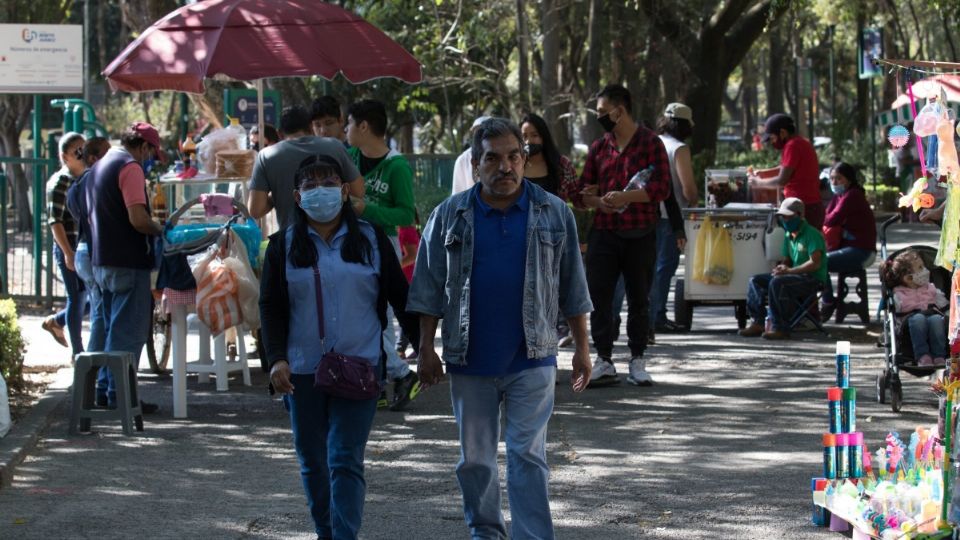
[189,229,260,336]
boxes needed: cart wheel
[146,298,171,375]
[890,376,903,412]
[734,302,748,329]
[876,370,887,404]
[674,279,693,329]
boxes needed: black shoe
[139,401,159,414]
[820,301,836,323]
[654,319,685,333]
[95,394,109,408]
[390,372,421,412]
[646,331,656,345]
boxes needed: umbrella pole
[256,78,266,239]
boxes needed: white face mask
[912,268,930,287]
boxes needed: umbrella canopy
[103,0,422,93]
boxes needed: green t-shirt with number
[781,220,828,284]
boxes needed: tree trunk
[740,54,756,144]
[855,6,870,133]
[767,26,785,115]
[540,0,571,154]
[515,0,531,112]
[580,0,604,146]
[398,122,414,154]
[0,131,31,233]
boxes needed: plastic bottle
[836,341,851,388]
[842,387,856,432]
[811,478,830,526]
[827,388,842,434]
[616,165,655,213]
[152,183,168,222]
[823,434,837,479]
[226,117,248,150]
[849,432,864,478]
[836,433,850,478]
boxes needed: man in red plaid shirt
[571,84,670,387]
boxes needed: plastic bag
[913,101,944,137]
[693,216,734,285]
[196,128,239,174]
[189,229,260,335]
[0,373,10,438]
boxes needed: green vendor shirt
[349,147,416,236]
[781,220,828,284]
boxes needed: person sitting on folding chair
[740,197,828,340]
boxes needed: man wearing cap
[740,197,828,340]
[84,122,165,410]
[451,116,491,195]
[750,113,824,229]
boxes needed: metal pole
[83,0,90,103]
[870,78,877,193]
[829,26,836,138]
[32,95,43,298]
[0,172,7,295]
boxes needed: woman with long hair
[520,113,577,200]
[819,162,876,320]
[42,132,87,352]
[259,155,418,539]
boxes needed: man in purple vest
[85,122,164,411]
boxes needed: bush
[0,299,26,390]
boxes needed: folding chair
[785,282,829,336]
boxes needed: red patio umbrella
[102,0,422,93]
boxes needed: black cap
[762,113,795,141]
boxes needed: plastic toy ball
[888,125,910,148]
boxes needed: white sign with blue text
[0,24,83,94]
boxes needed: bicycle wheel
[146,299,172,374]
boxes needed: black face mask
[251,143,260,151]
[525,143,543,156]
[597,112,617,133]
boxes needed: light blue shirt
[284,222,381,375]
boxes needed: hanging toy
[938,112,959,179]
[899,177,935,212]
[888,125,911,148]
[906,75,928,177]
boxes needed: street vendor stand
[102,0,423,418]
[675,169,783,329]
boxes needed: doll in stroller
[876,245,951,411]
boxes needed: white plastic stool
[186,321,252,392]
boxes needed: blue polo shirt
[447,183,557,377]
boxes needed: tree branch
[709,0,755,35]
[637,0,699,64]
[721,0,784,76]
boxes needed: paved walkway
[0,220,944,539]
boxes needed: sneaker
[587,358,619,388]
[762,329,790,340]
[390,372,421,411]
[738,323,763,337]
[646,331,656,345]
[654,319,685,333]
[820,301,836,323]
[557,335,575,348]
[918,354,934,367]
[42,315,68,348]
[377,391,389,409]
[139,401,160,414]
[626,357,654,386]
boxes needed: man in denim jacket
[408,118,592,540]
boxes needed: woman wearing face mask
[259,155,418,540]
[42,132,87,352]
[819,162,876,321]
[520,113,577,199]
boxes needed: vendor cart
[674,203,784,329]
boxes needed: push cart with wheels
[675,204,782,329]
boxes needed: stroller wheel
[876,371,887,404]
[890,376,903,412]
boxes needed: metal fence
[1,153,457,303]
[0,156,62,303]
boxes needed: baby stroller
[876,214,950,412]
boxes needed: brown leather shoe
[42,315,68,347]
[762,329,790,340]
[738,323,763,337]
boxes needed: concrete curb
[0,368,73,489]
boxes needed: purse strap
[311,262,326,345]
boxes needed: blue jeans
[822,247,872,303]
[906,313,947,359]
[449,366,556,540]
[746,273,820,331]
[92,265,151,404]
[284,374,378,539]
[75,244,109,399]
[648,219,680,328]
[53,245,86,355]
